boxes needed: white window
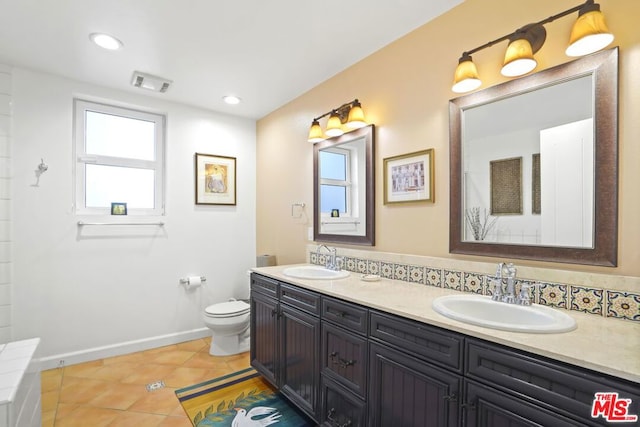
[319,148,352,216]
[74,100,165,215]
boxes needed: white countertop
[252,264,640,384]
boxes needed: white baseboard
[39,328,211,370]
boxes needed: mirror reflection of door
[540,118,593,247]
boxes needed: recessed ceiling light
[223,95,241,105]
[89,33,123,51]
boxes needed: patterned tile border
[311,251,640,323]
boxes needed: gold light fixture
[451,0,614,93]
[566,1,614,56]
[307,99,367,143]
[452,53,481,94]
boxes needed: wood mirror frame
[449,47,618,266]
[313,124,375,246]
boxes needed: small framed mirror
[313,125,375,246]
[449,48,618,266]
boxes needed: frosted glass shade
[325,113,344,137]
[452,56,481,93]
[566,9,614,57]
[501,38,537,77]
[308,120,324,143]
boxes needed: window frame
[73,99,166,216]
[319,147,352,216]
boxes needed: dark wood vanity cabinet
[250,274,321,422]
[368,311,464,427]
[251,274,640,427]
[320,296,369,426]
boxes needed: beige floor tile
[106,411,167,427]
[102,351,147,365]
[59,377,113,404]
[62,359,104,378]
[157,415,194,427]
[42,389,60,412]
[41,339,250,426]
[142,344,179,355]
[128,387,183,415]
[54,403,82,420]
[89,362,143,382]
[42,409,57,427]
[119,363,179,385]
[176,338,208,352]
[180,351,221,369]
[42,368,64,392]
[226,353,251,371]
[87,383,149,410]
[54,405,120,427]
[148,350,197,366]
[163,366,209,388]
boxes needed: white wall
[10,68,256,367]
[0,65,11,344]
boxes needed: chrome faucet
[490,262,520,304]
[316,245,342,271]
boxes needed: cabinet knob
[443,393,458,402]
[329,351,355,368]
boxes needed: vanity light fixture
[307,99,367,143]
[451,0,614,93]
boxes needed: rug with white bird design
[175,367,315,427]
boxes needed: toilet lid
[205,300,250,317]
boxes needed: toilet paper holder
[180,276,207,285]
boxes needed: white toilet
[203,300,251,356]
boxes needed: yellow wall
[256,0,640,277]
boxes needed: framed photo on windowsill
[195,153,236,205]
[383,149,434,204]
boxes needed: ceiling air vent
[131,71,172,93]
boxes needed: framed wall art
[195,153,236,205]
[490,156,522,215]
[383,149,434,204]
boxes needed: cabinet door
[250,291,279,387]
[280,303,321,421]
[321,376,367,427]
[369,342,461,427]
[464,380,580,427]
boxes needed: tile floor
[41,337,250,427]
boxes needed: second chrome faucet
[490,262,530,305]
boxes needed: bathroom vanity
[250,267,640,427]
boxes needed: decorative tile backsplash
[308,247,640,323]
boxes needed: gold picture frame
[383,149,434,204]
[195,153,237,205]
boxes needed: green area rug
[175,367,315,426]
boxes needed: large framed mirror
[449,47,618,266]
[314,124,375,246]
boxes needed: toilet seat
[205,300,250,318]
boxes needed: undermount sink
[282,265,350,280]
[432,294,577,333]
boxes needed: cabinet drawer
[466,339,640,426]
[464,379,580,427]
[322,322,368,398]
[250,273,279,298]
[370,311,464,372]
[322,296,368,335]
[321,376,367,427]
[280,283,321,315]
